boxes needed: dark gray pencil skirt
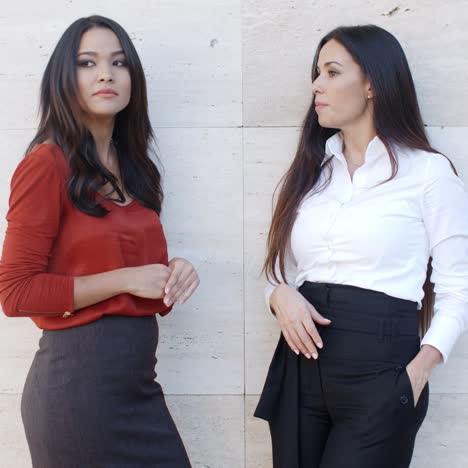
[21,314,191,468]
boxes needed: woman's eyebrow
[77,50,125,57]
[318,61,344,69]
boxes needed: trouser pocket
[363,362,429,442]
[398,365,430,425]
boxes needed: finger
[167,268,193,301]
[309,305,332,325]
[165,268,193,304]
[288,326,311,358]
[281,328,300,356]
[164,276,191,306]
[178,274,200,304]
[164,263,183,295]
[296,322,319,357]
[165,269,180,294]
[302,313,324,349]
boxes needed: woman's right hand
[270,284,332,359]
[125,264,171,299]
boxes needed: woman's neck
[341,121,377,166]
[85,116,115,168]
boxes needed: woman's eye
[114,60,128,67]
[77,60,94,67]
[328,70,338,77]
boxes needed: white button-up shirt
[265,132,468,362]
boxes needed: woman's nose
[98,65,114,83]
[311,77,323,95]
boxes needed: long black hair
[265,25,454,334]
[27,15,163,216]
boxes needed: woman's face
[76,27,131,119]
[311,39,373,130]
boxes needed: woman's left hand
[405,344,442,406]
[405,361,429,406]
[163,257,200,307]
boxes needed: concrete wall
[0,1,467,466]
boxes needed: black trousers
[256,282,429,468]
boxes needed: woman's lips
[95,93,117,98]
[94,89,118,97]
[315,103,329,111]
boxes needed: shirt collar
[321,131,388,167]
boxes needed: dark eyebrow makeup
[77,50,125,57]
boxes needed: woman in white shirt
[254,24,468,468]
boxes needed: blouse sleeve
[264,242,299,315]
[0,148,75,317]
[420,153,468,363]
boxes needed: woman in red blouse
[0,15,198,467]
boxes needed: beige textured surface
[167,395,245,468]
[243,0,468,127]
[1,1,467,467]
[157,128,244,395]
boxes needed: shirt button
[400,395,409,405]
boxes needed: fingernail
[312,353,318,360]
[317,342,323,349]
[165,288,170,294]
[324,319,331,323]
[305,353,311,359]
[294,349,300,355]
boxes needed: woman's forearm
[73,268,131,310]
[415,344,443,375]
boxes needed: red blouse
[0,144,172,330]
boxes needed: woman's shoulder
[422,151,457,181]
[405,149,461,197]
[400,146,456,181]
[13,141,68,187]
[29,139,64,159]
[22,140,68,173]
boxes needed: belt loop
[325,284,331,307]
[384,296,391,343]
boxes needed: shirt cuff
[13,274,75,318]
[420,301,467,363]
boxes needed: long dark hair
[264,25,456,334]
[26,15,163,216]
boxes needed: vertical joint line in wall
[241,1,246,466]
